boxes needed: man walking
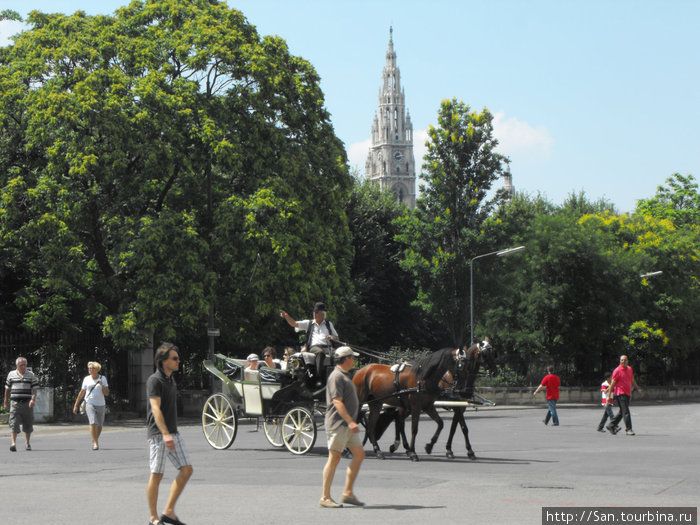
[606,355,643,436]
[4,357,39,451]
[533,366,560,426]
[320,346,365,508]
[146,343,193,525]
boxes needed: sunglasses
[170,356,180,361]
[264,355,272,358]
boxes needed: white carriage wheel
[202,393,238,450]
[263,417,285,447]
[282,406,317,455]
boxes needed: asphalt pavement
[1,402,698,524]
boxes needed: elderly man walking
[4,357,39,452]
[320,346,365,508]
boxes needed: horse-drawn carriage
[201,352,329,455]
[200,338,497,460]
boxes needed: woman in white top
[73,361,110,450]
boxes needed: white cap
[247,353,259,361]
[335,346,359,358]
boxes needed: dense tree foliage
[396,98,509,346]
[0,0,352,354]
[482,183,699,385]
[1,5,696,388]
[337,176,439,351]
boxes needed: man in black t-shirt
[146,343,192,525]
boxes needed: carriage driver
[280,302,338,378]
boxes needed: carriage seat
[289,351,328,388]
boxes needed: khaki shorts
[326,425,362,452]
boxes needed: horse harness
[390,362,412,391]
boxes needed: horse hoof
[425,443,433,454]
[468,451,476,460]
[446,450,455,459]
[389,444,397,453]
[410,454,420,462]
[376,451,385,460]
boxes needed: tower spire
[364,27,416,209]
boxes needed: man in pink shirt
[605,355,643,436]
[533,366,560,426]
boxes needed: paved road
[2,402,698,524]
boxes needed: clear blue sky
[2,0,699,212]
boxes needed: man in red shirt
[605,355,642,436]
[533,366,560,426]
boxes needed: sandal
[92,444,99,450]
[160,515,186,525]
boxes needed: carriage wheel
[282,406,317,455]
[263,417,284,447]
[202,393,238,450]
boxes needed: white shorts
[326,425,362,452]
[148,433,190,474]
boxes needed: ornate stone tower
[365,28,416,209]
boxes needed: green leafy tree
[483,195,642,384]
[0,0,352,353]
[0,10,21,22]
[338,175,431,350]
[397,98,508,346]
[636,173,699,228]
[587,208,700,383]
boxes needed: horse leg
[423,405,444,455]
[455,407,476,459]
[408,406,421,462]
[391,407,410,454]
[388,408,404,453]
[445,409,460,459]
[366,404,386,459]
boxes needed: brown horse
[360,338,498,460]
[429,338,498,459]
[353,347,460,461]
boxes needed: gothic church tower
[365,28,416,209]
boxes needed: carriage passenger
[280,347,296,370]
[261,347,282,369]
[245,354,260,381]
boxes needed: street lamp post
[469,245,526,345]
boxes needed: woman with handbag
[73,361,110,450]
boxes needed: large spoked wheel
[202,393,238,450]
[282,406,317,455]
[263,417,284,447]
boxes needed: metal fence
[0,331,129,419]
